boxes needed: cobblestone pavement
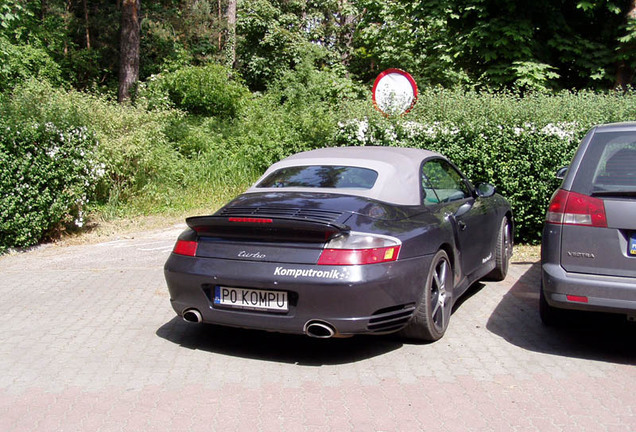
[0,225,634,432]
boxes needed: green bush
[0,37,63,91]
[227,97,338,173]
[333,90,635,243]
[4,78,635,249]
[0,120,103,252]
[226,61,363,173]
[3,79,188,198]
[415,123,578,244]
[332,88,636,243]
[141,63,250,117]
[267,52,366,108]
[182,85,634,244]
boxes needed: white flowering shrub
[335,117,584,243]
[0,120,104,252]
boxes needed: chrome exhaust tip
[182,309,202,323]
[304,320,336,338]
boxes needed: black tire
[539,282,563,326]
[400,249,453,342]
[486,217,512,281]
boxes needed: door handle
[458,220,467,231]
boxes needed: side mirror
[556,166,568,180]
[476,183,496,198]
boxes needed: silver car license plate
[630,234,636,256]
[214,286,288,312]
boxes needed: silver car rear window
[593,144,636,186]
[256,166,379,189]
[574,132,636,193]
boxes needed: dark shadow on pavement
[156,317,402,365]
[487,262,636,365]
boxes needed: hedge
[1,75,635,251]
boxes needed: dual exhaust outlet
[181,309,337,339]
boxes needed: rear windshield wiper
[591,190,636,198]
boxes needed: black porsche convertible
[164,146,513,341]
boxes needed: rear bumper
[541,262,636,315]
[164,253,433,336]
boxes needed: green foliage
[0,0,62,89]
[0,37,63,90]
[2,79,187,201]
[426,126,577,244]
[3,66,636,251]
[227,59,363,172]
[402,0,635,90]
[142,63,249,117]
[509,62,561,92]
[0,118,103,252]
[235,0,363,91]
[0,0,634,96]
[352,0,462,86]
[140,0,229,78]
[334,88,636,243]
[268,49,366,107]
[237,0,310,90]
[226,100,333,173]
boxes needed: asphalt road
[1,225,634,431]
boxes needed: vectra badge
[567,251,595,259]
[238,251,266,259]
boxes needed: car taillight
[173,240,198,256]
[317,232,401,265]
[545,189,607,227]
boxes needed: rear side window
[257,166,378,189]
[573,131,636,194]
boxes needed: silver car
[541,122,636,324]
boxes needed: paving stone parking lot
[0,224,634,431]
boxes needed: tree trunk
[63,0,72,56]
[83,0,91,49]
[40,0,48,21]
[225,0,237,69]
[218,0,223,51]
[118,0,141,103]
[337,0,356,71]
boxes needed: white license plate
[214,286,288,312]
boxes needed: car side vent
[219,207,343,224]
[367,304,416,333]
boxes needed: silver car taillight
[546,189,607,227]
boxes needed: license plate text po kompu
[214,286,288,312]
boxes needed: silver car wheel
[400,249,453,341]
[431,257,450,333]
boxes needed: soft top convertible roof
[246,146,441,206]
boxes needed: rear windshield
[257,165,378,189]
[573,131,636,194]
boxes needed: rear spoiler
[186,215,350,243]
